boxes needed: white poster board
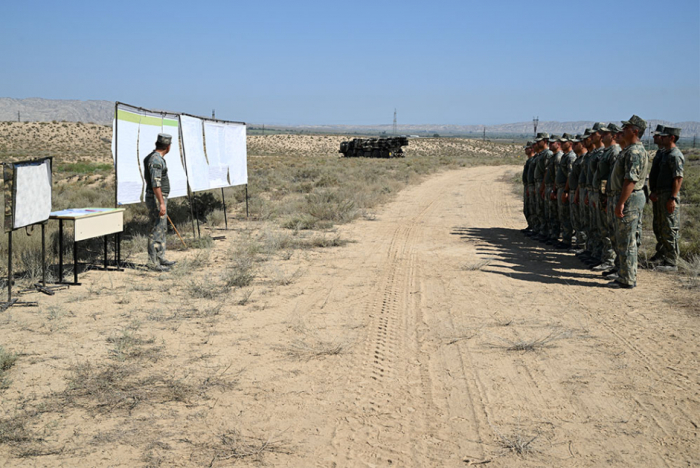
[112,104,189,205]
[180,115,210,192]
[224,123,247,187]
[13,159,52,229]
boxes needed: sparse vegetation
[0,345,18,389]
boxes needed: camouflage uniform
[557,149,576,245]
[144,150,170,267]
[648,148,666,257]
[522,157,533,228]
[578,150,594,252]
[610,141,650,287]
[586,147,606,259]
[593,143,621,267]
[527,153,539,232]
[652,147,684,266]
[545,149,562,241]
[569,152,584,247]
[605,145,623,271]
[533,148,551,236]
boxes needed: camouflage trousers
[523,186,534,228]
[146,196,168,266]
[577,189,588,248]
[587,191,601,258]
[557,188,572,244]
[596,192,615,266]
[615,190,645,287]
[653,192,681,266]
[608,194,620,269]
[528,185,539,231]
[535,182,545,235]
[570,190,581,245]
[546,185,559,240]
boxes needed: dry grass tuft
[280,339,347,361]
[495,429,539,455]
[60,362,195,413]
[489,330,569,352]
[0,345,18,389]
[107,326,162,362]
[678,255,700,289]
[202,429,292,464]
[460,259,493,271]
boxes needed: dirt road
[2,165,698,467]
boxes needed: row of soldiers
[521,115,685,289]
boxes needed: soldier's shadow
[450,227,606,287]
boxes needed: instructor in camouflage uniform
[144,133,177,272]
[648,125,667,264]
[649,126,684,272]
[609,115,650,289]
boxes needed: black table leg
[73,240,78,285]
[104,235,108,270]
[58,220,63,283]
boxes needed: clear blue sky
[1,0,698,125]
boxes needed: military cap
[621,115,647,131]
[535,132,550,141]
[560,133,575,142]
[659,126,681,137]
[591,122,606,133]
[581,129,593,139]
[600,123,621,133]
[156,133,172,145]
[652,124,666,135]
[548,134,561,142]
[570,134,582,143]
[523,141,534,148]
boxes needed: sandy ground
[1,165,698,467]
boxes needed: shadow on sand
[451,227,609,288]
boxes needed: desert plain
[0,124,698,467]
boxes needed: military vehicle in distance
[339,137,409,158]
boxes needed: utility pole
[262,124,265,136]
[392,109,397,136]
[212,109,215,118]
[533,116,539,138]
[693,135,697,148]
[17,111,20,122]
[483,126,486,141]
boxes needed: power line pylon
[393,109,397,136]
[533,116,539,138]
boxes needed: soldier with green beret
[556,134,576,247]
[650,126,684,272]
[544,135,563,244]
[647,124,668,263]
[144,133,177,272]
[609,115,651,288]
[591,123,622,272]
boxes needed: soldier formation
[521,116,685,289]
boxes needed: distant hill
[1,97,698,137]
[0,98,114,124]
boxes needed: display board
[3,158,52,232]
[112,103,189,205]
[113,103,248,203]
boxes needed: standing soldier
[584,123,606,267]
[576,129,594,261]
[522,142,535,233]
[144,133,177,272]
[533,133,551,240]
[591,123,622,272]
[647,125,667,263]
[569,135,585,251]
[544,136,563,244]
[650,127,684,272]
[527,141,540,237]
[609,115,650,288]
[556,134,576,248]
